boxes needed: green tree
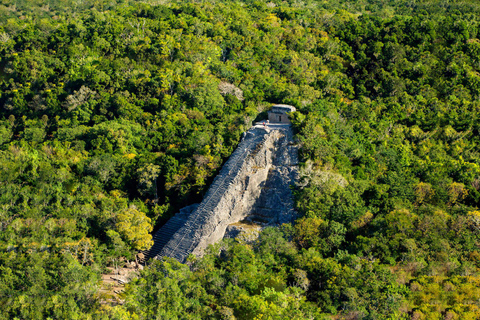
[115,205,153,251]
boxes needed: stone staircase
[141,128,271,264]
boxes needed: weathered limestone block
[245,128,299,226]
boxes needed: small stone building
[268,104,296,123]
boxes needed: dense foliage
[1,0,479,319]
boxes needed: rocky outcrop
[144,125,298,263]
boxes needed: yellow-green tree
[116,206,153,251]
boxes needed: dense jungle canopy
[0,0,479,319]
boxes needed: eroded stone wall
[146,125,296,263]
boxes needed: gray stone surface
[224,223,262,244]
[245,125,299,226]
[144,124,298,263]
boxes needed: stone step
[154,225,180,235]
